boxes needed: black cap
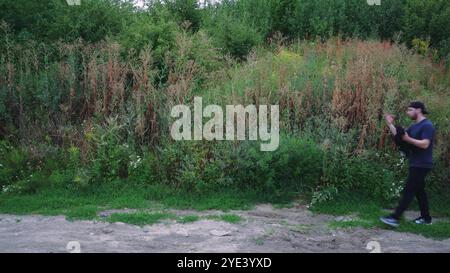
[408,101,428,114]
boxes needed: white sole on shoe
[380,217,399,228]
[414,221,433,225]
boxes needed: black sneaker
[413,217,432,225]
[380,216,399,228]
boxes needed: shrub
[153,140,226,193]
[318,148,404,204]
[128,150,162,186]
[136,136,323,196]
[233,136,323,195]
[212,18,262,59]
[0,141,31,193]
[12,171,49,194]
[89,128,131,185]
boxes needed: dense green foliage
[0,0,449,211]
[1,0,449,59]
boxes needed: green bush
[0,0,134,43]
[319,148,404,203]
[118,10,179,64]
[232,141,276,191]
[0,141,31,193]
[128,150,162,186]
[88,127,131,185]
[403,0,450,58]
[212,18,262,59]
[0,140,73,193]
[272,136,323,192]
[48,170,72,189]
[13,172,49,194]
[134,136,323,195]
[233,136,323,195]
[151,140,227,193]
[165,0,202,32]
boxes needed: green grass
[313,193,450,240]
[66,205,99,221]
[150,188,296,211]
[329,216,450,240]
[396,221,450,240]
[0,184,287,221]
[1,184,448,239]
[102,212,242,226]
[177,215,200,223]
[0,186,151,218]
[106,211,176,226]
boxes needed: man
[380,101,435,228]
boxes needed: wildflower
[129,155,143,169]
[2,185,10,193]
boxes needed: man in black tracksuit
[380,101,435,228]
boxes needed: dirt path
[0,204,449,253]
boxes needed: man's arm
[402,124,434,149]
[402,134,430,149]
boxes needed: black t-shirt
[406,119,435,169]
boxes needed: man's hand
[385,114,394,125]
[401,132,409,141]
[385,114,397,135]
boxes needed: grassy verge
[0,185,448,239]
[0,183,293,219]
[104,212,243,226]
[106,211,177,226]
